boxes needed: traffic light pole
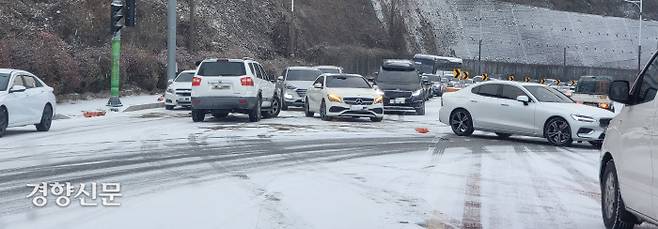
[108,31,122,107]
[107,0,124,108]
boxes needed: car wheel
[416,102,426,115]
[370,117,383,122]
[589,141,603,149]
[304,98,314,117]
[602,160,637,229]
[35,104,53,132]
[0,106,7,137]
[320,100,331,121]
[192,109,206,122]
[165,105,175,110]
[495,133,512,138]
[545,117,573,146]
[263,96,281,119]
[212,112,229,119]
[450,109,474,136]
[249,97,262,122]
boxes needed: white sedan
[304,74,384,122]
[439,81,615,147]
[165,70,195,110]
[0,69,56,137]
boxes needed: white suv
[191,58,281,122]
[600,52,658,229]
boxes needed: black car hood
[376,82,420,91]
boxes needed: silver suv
[191,58,281,122]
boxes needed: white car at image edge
[0,69,56,137]
[304,74,384,122]
[439,81,615,146]
[599,51,658,229]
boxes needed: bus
[413,54,463,79]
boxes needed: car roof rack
[242,57,256,61]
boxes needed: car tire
[263,96,281,119]
[304,98,314,117]
[0,106,8,137]
[589,141,603,149]
[35,104,53,132]
[192,109,206,122]
[165,105,175,110]
[601,160,638,229]
[544,117,573,147]
[495,133,512,138]
[212,112,229,119]
[249,97,262,122]
[416,102,426,115]
[320,100,331,121]
[370,117,383,122]
[450,109,474,136]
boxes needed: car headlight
[598,103,610,109]
[166,88,174,94]
[286,84,297,90]
[374,95,383,104]
[571,114,595,123]
[327,94,342,103]
[284,93,293,99]
[412,89,423,97]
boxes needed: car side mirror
[517,95,530,105]
[609,80,631,104]
[9,85,26,93]
[278,76,284,81]
[313,83,323,89]
[167,79,174,85]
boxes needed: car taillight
[192,76,202,87]
[240,77,254,87]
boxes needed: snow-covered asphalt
[0,98,653,228]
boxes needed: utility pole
[478,39,482,75]
[625,0,643,71]
[167,0,177,81]
[289,0,295,57]
[563,47,567,80]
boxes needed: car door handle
[470,100,478,103]
[501,104,510,107]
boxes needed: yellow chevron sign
[453,68,462,79]
[508,75,515,81]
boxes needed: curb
[123,102,165,112]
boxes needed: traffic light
[124,0,136,27]
[111,3,124,34]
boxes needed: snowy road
[0,98,653,228]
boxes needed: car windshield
[317,68,340,74]
[575,79,610,95]
[0,73,9,91]
[326,75,371,88]
[287,69,323,81]
[175,72,195,82]
[524,85,574,103]
[197,61,245,76]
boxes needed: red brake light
[192,76,202,87]
[240,76,254,87]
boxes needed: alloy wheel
[451,111,469,134]
[546,119,571,145]
[604,172,616,220]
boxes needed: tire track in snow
[461,141,483,229]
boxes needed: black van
[375,59,426,115]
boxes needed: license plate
[212,85,230,89]
[350,105,365,111]
[178,98,190,102]
[394,98,405,104]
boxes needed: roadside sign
[524,76,531,82]
[462,71,470,80]
[453,68,461,79]
[482,73,490,81]
[570,80,577,86]
[556,79,561,85]
[540,78,546,84]
[508,74,515,81]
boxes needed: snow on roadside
[55,95,162,118]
